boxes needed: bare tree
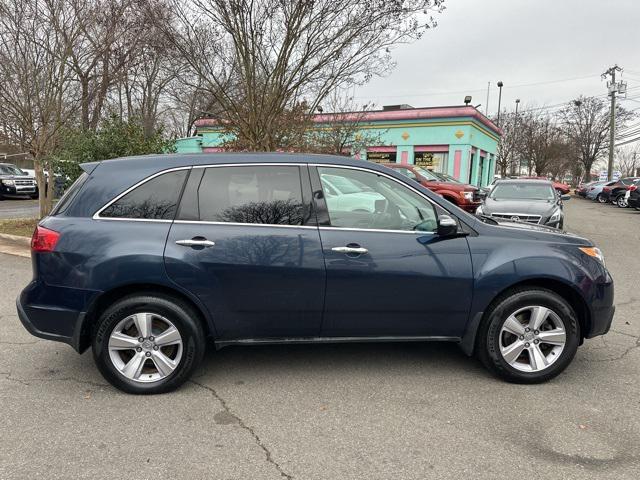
[519,111,565,177]
[559,95,634,179]
[307,92,384,155]
[158,0,445,150]
[494,111,519,177]
[616,146,639,177]
[0,0,79,216]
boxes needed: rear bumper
[16,281,97,352]
[627,196,640,208]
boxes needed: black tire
[92,293,206,394]
[596,193,607,204]
[476,287,580,383]
[29,194,38,199]
[615,195,627,208]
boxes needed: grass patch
[0,218,38,237]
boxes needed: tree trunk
[34,156,53,218]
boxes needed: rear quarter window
[51,172,88,215]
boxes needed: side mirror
[437,215,458,237]
[561,194,571,201]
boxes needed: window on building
[367,152,397,163]
[100,170,188,220]
[198,166,305,225]
[318,167,437,232]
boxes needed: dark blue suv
[17,154,614,393]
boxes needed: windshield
[490,183,555,200]
[412,166,439,181]
[0,164,25,175]
[431,171,462,184]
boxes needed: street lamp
[496,81,504,127]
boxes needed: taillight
[630,185,638,192]
[31,226,60,253]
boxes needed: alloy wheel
[617,196,628,208]
[498,306,566,372]
[597,194,607,204]
[108,312,183,383]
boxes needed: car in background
[320,172,385,213]
[575,181,600,197]
[626,181,640,210]
[476,179,569,229]
[586,181,616,202]
[0,163,38,200]
[600,177,640,206]
[384,163,481,212]
[520,176,570,195]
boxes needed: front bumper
[460,201,482,213]
[1,184,36,196]
[585,270,615,338]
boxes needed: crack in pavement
[191,379,293,480]
[580,337,640,363]
[0,371,109,388]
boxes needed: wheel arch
[76,282,215,353]
[460,277,590,356]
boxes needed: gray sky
[355,0,640,122]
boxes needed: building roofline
[193,105,502,136]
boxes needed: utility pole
[602,65,623,181]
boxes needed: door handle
[176,239,216,247]
[331,246,368,254]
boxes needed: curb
[0,233,31,258]
[0,232,31,246]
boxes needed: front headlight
[579,246,605,266]
[461,191,474,201]
[549,208,562,223]
[1,179,15,186]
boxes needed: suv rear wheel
[476,288,580,383]
[92,294,205,394]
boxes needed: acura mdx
[17,154,614,394]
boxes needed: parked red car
[384,163,481,212]
[521,176,570,194]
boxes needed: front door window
[317,167,438,232]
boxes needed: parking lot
[0,197,639,479]
[0,199,39,219]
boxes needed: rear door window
[196,166,305,225]
[100,170,189,220]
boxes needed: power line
[354,73,600,100]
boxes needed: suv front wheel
[92,294,206,394]
[476,288,580,383]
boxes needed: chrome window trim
[92,161,451,231]
[319,226,435,235]
[173,220,317,230]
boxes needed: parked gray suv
[476,179,569,229]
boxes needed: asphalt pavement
[0,199,39,219]
[1,198,639,479]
